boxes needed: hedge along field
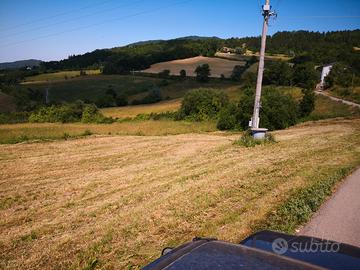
[1,118,359,269]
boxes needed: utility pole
[250,0,276,138]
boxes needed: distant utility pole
[251,0,276,132]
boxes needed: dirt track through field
[1,119,360,269]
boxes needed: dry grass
[309,94,360,120]
[142,56,246,78]
[101,99,182,118]
[0,121,217,144]
[21,70,101,84]
[1,118,360,269]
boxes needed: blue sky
[0,0,359,62]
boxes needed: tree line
[39,30,360,75]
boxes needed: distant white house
[319,64,333,90]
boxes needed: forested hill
[0,59,42,70]
[41,30,360,74]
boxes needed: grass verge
[252,165,356,233]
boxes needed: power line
[0,0,192,49]
[1,0,146,40]
[0,0,116,32]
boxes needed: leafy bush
[233,130,276,147]
[217,103,238,130]
[263,62,293,86]
[242,72,257,88]
[81,104,105,123]
[131,87,162,105]
[115,93,128,107]
[299,89,315,117]
[195,64,211,82]
[81,129,93,136]
[180,69,187,79]
[95,94,116,108]
[231,65,246,81]
[158,69,170,79]
[29,102,108,123]
[178,88,229,121]
[0,112,30,124]
[293,63,319,89]
[325,63,355,88]
[236,87,299,131]
[29,104,81,123]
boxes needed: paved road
[299,168,360,247]
[315,90,360,108]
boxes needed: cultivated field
[142,56,246,78]
[19,75,161,103]
[19,74,237,104]
[21,69,101,84]
[1,118,360,269]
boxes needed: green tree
[325,63,354,88]
[231,65,245,81]
[115,93,128,107]
[105,86,117,99]
[242,72,257,88]
[178,88,228,120]
[299,89,315,117]
[237,87,299,130]
[195,64,211,82]
[293,63,318,89]
[217,103,238,130]
[180,69,187,79]
[263,62,293,86]
[158,69,170,79]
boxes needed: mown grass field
[143,56,246,78]
[1,118,360,269]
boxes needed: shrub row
[177,87,314,131]
[29,102,111,123]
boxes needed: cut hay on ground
[1,118,360,269]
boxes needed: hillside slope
[1,118,359,269]
[0,59,42,69]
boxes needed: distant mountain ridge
[0,59,42,70]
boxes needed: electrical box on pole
[250,0,276,139]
